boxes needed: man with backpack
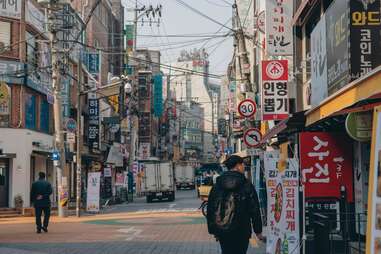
[207,155,263,254]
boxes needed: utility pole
[76,45,83,218]
[233,1,253,95]
[48,3,66,218]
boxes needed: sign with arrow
[243,128,262,148]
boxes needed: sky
[122,0,235,79]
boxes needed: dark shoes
[36,227,48,233]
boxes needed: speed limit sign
[238,99,257,118]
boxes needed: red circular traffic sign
[243,128,262,148]
[238,99,257,118]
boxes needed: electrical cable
[204,0,231,8]
[173,0,235,32]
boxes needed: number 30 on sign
[238,99,257,118]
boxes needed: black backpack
[207,185,245,235]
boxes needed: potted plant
[14,194,23,213]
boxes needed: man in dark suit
[30,172,52,233]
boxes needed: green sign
[345,111,373,142]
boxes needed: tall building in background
[168,49,219,162]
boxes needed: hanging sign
[299,132,353,202]
[265,0,293,55]
[243,128,262,148]
[238,99,257,118]
[345,111,373,142]
[265,157,300,254]
[261,60,289,120]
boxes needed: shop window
[0,21,11,53]
[40,99,50,133]
[25,93,37,130]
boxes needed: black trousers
[219,236,249,254]
[35,206,51,230]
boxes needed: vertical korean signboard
[367,106,381,253]
[265,0,293,56]
[153,74,163,117]
[326,0,350,94]
[88,94,100,153]
[300,132,353,202]
[265,157,299,254]
[86,172,101,212]
[350,0,381,80]
[311,15,328,107]
[261,60,289,120]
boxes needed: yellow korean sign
[0,82,10,115]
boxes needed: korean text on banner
[265,157,300,254]
[261,60,289,120]
[367,106,381,253]
[86,172,101,212]
[88,97,100,153]
[299,132,353,202]
[265,0,293,56]
[350,0,381,80]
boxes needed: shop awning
[306,66,381,126]
[260,111,306,146]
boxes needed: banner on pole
[265,0,293,55]
[86,172,101,212]
[265,157,300,254]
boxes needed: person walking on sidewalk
[30,172,52,234]
[207,155,263,254]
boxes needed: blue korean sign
[153,74,163,117]
[0,60,24,84]
[61,76,71,117]
[0,60,53,95]
[88,52,100,74]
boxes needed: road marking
[117,227,143,241]
[136,208,198,213]
[168,204,176,209]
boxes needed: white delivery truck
[141,160,175,203]
[175,162,195,189]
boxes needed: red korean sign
[261,60,289,120]
[299,132,353,202]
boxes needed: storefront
[303,66,381,253]
[0,128,54,207]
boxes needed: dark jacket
[30,179,53,208]
[207,171,262,238]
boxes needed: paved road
[109,190,201,213]
[0,190,266,254]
